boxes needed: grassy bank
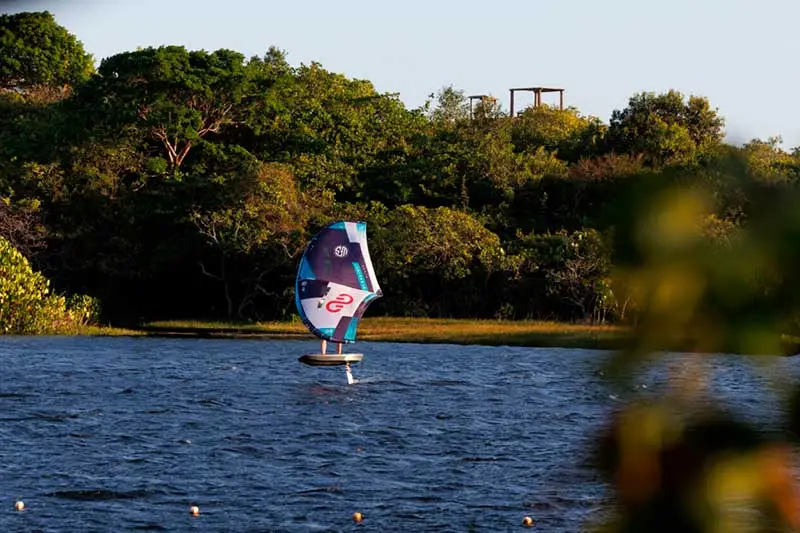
[135,317,630,350]
[113,317,800,355]
[81,325,149,336]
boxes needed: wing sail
[295,221,382,343]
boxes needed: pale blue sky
[8,0,800,146]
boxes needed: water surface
[0,337,794,532]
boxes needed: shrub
[65,293,101,325]
[0,235,98,334]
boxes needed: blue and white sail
[295,221,382,344]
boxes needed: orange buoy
[190,505,200,516]
[14,501,24,511]
[522,515,534,527]
[353,511,363,522]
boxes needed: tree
[372,205,505,316]
[191,161,311,318]
[511,104,607,162]
[77,46,252,171]
[0,197,46,260]
[498,229,614,321]
[421,117,569,218]
[542,229,614,322]
[469,95,504,122]
[741,136,800,182]
[0,11,94,92]
[428,85,470,125]
[607,90,724,166]
[246,61,424,197]
[503,153,646,237]
[468,120,567,206]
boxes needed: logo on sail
[325,293,354,313]
[333,245,349,258]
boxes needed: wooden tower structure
[468,94,497,119]
[509,86,564,117]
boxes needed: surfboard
[298,353,364,366]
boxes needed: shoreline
[80,318,800,355]
[132,317,628,350]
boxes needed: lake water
[0,336,796,532]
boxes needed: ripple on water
[0,338,792,531]
[48,488,154,501]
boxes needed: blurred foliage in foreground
[592,153,800,532]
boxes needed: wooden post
[559,89,564,110]
[469,95,490,119]
[509,89,515,118]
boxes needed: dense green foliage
[1,11,799,330]
[0,11,94,92]
[0,234,97,333]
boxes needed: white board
[298,353,363,367]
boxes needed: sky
[5,0,800,147]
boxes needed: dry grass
[92,318,800,354]
[144,319,285,333]
[353,317,628,348]
[80,325,149,336]
[139,317,629,349]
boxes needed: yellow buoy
[190,505,200,516]
[14,501,24,511]
[352,511,363,522]
[522,515,534,527]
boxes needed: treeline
[1,11,799,328]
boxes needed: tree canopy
[0,11,798,328]
[0,11,94,92]
[76,46,252,171]
[607,90,725,166]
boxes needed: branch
[175,141,193,167]
[197,260,224,282]
[150,126,179,165]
